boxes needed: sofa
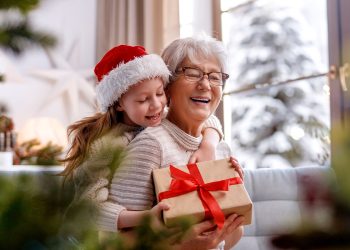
[233,166,332,250]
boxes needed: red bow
[158,163,242,229]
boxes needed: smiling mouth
[190,97,210,103]
[146,112,161,120]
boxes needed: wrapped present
[152,158,252,228]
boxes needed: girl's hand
[188,141,215,163]
[118,202,170,229]
[189,127,220,164]
[149,202,170,228]
[230,156,244,180]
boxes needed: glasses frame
[175,66,229,86]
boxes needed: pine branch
[0,20,56,55]
[0,0,40,14]
[0,140,194,249]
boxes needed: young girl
[61,45,226,231]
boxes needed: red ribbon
[158,163,242,229]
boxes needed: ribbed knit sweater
[72,123,140,231]
[100,118,231,232]
[72,115,223,232]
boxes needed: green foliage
[331,122,350,206]
[0,173,193,250]
[0,0,56,55]
[0,0,40,14]
[0,20,56,55]
[0,174,98,249]
[93,138,127,179]
[97,215,193,250]
[131,215,193,250]
[0,139,193,249]
[16,139,63,166]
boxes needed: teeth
[191,97,210,103]
[147,113,160,120]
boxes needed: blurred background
[0,0,349,169]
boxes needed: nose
[198,75,211,90]
[150,96,162,110]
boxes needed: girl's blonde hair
[60,103,121,182]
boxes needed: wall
[0,0,97,138]
[8,0,97,71]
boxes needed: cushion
[233,166,332,250]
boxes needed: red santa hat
[94,45,170,112]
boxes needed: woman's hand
[230,156,244,180]
[173,213,245,250]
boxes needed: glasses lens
[208,72,223,85]
[180,67,227,86]
[184,68,202,81]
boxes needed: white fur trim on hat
[96,54,170,112]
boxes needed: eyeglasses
[175,67,229,86]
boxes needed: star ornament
[30,69,97,124]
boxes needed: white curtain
[95,0,180,60]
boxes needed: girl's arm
[118,202,169,228]
[188,117,245,180]
[188,128,220,163]
[188,115,223,163]
[106,131,164,229]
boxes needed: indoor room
[0,0,349,249]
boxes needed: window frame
[327,0,350,129]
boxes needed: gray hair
[161,34,229,75]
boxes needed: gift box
[152,158,252,228]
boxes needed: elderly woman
[109,36,244,249]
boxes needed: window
[179,0,213,38]
[221,0,330,169]
[179,0,331,169]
